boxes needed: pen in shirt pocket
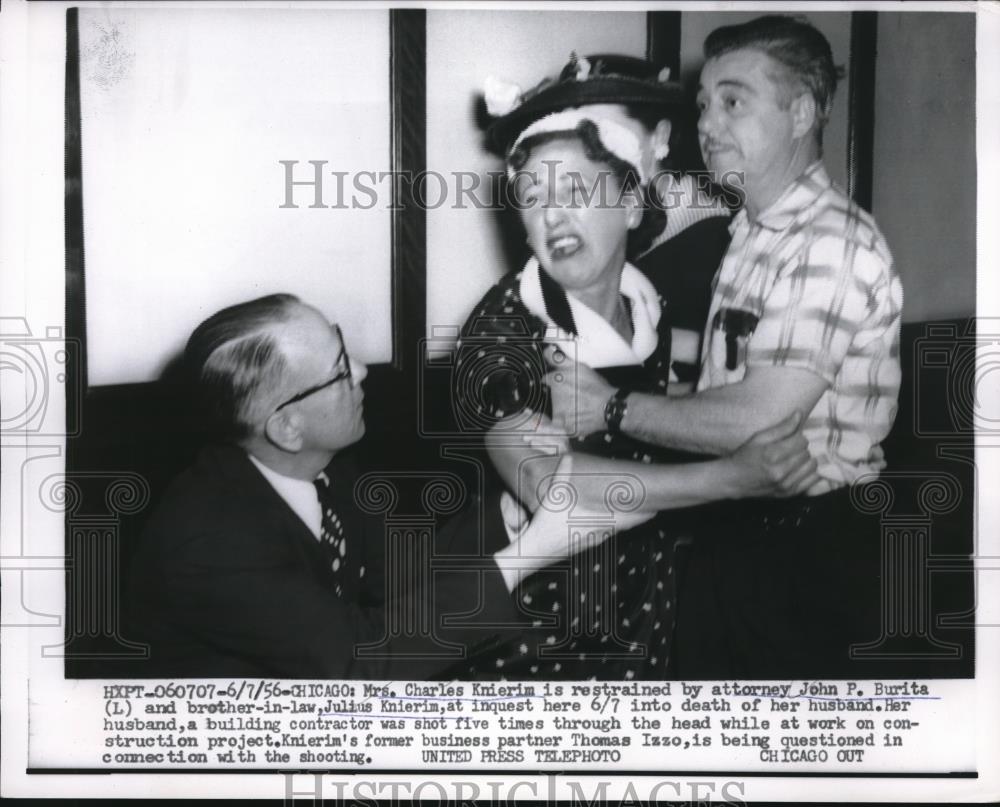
[713,308,760,371]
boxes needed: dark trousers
[672,488,885,680]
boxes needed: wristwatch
[603,388,631,436]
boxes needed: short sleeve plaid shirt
[697,162,903,494]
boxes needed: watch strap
[603,388,631,435]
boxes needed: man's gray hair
[184,293,301,442]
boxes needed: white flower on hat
[575,56,592,81]
[484,75,523,117]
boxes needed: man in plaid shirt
[546,15,903,678]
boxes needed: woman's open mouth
[547,234,582,259]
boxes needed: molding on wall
[65,7,86,429]
[646,10,681,80]
[847,11,878,212]
[389,9,427,377]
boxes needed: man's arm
[623,365,828,454]
[156,528,516,680]
[143,454,637,680]
[484,410,567,514]
[545,352,827,455]
[491,454,658,591]
[546,224,899,457]
[487,408,818,519]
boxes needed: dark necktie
[313,472,347,597]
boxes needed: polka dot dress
[453,270,679,680]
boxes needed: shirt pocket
[710,306,760,374]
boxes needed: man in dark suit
[128,293,611,679]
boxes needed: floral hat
[484,53,685,154]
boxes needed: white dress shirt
[248,453,323,540]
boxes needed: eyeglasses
[274,324,353,412]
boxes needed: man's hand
[520,409,571,456]
[485,409,571,515]
[492,454,655,591]
[869,443,886,471]
[726,411,821,499]
[543,345,614,437]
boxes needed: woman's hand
[727,411,820,498]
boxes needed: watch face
[604,389,629,434]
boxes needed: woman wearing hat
[450,58,817,680]
[486,53,734,388]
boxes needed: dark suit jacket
[127,443,516,678]
[636,215,732,334]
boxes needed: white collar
[518,256,660,367]
[247,453,323,540]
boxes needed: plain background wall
[79,8,393,385]
[74,9,977,381]
[425,10,646,340]
[871,12,976,322]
